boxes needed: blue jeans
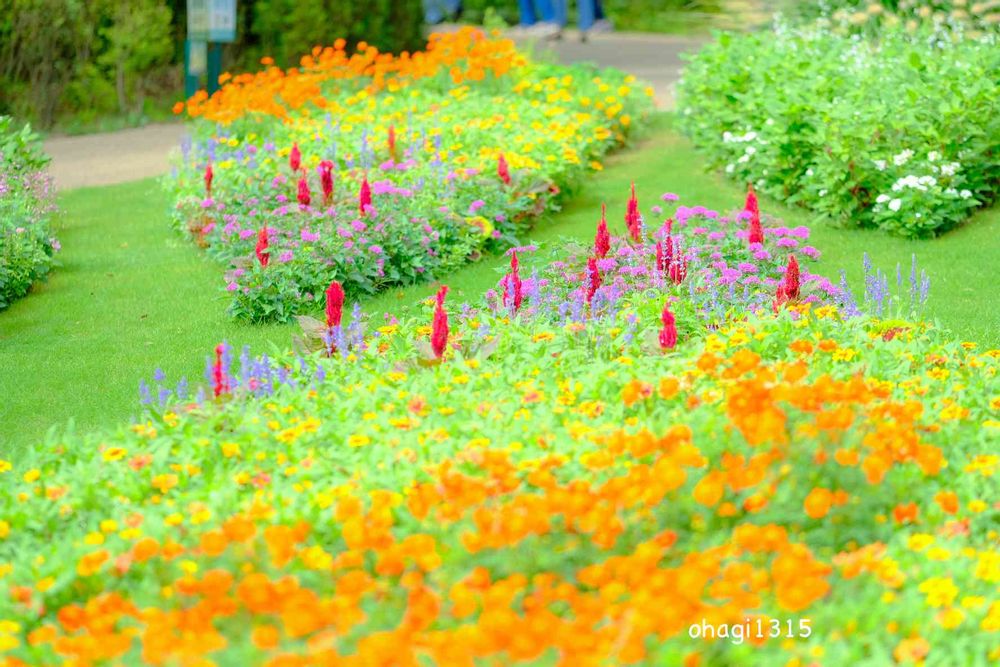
[553,0,600,31]
[423,0,461,24]
[518,0,556,25]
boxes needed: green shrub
[243,0,425,67]
[677,24,1000,237]
[0,116,58,310]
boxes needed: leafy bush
[169,29,654,322]
[0,117,58,310]
[1,186,997,664]
[677,23,1000,237]
[784,0,1000,35]
[243,0,425,67]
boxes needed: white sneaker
[525,21,562,40]
[590,18,614,33]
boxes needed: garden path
[41,31,702,190]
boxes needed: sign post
[185,0,237,97]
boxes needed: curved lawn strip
[1,115,997,453]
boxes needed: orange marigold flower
[693,471,725,507]
[893,502,919,525]
[252,624,280,650]
[893,636,930,663]
[934,491,959,515]
[804,487,833,519]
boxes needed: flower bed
[676,23,1000,237]
[168,28,655,322]
[2,186,997,665]
[0,117,58,311]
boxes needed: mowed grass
[2,114,997,453]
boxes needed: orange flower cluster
[177,28,524,123]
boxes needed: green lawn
[2,114,997,453]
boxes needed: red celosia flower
[658,301,677,350]
[388,125,397,162]
[668,257,687,285]
[745,182,759,220]
[782,254,800,300]
[504,251,523,312]
[290,143,301,172]
[431,286,449,359]
[625,182,642,242]
[359,175,372,216]
[657,236,674,275]
[325,280,345,328]
[746,184,764,245]
[297,175,311,207]
[255,227,270,267]
[212,344,229,398]
[204,163,213,196]
[497,153,512,186]
[594,203,610,258]
[320,161,334,204]
[586,257,601,305]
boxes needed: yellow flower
[918,576,958,607]
[907,533,934,551]
[102,447,127,462]
[961,596,985,609]
[532,331,555,342]
[974,551,999,582]
[968,499,988,513]
[0,521,9,540]
[23,469,40,483]
[221,441,241,458]
[347,434,371,448]
[0,460,11,473]
[84,532,104,546]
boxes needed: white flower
[893,150,914,166]
[745,146,756,155]
[737,154,750,164]
[876,194,891,204]
[805,168,814,176]
[722,131,734,143]
[940,162,960,176]
[960,189,972,199]
[873,159,887,171]
[889,198,902,211]
[765,118,775,126]
[818,189,828,197]
[744,131,758,142]
[928,151,940,162]
[725,163,735,174]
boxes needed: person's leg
[595,0,605,20]
[518,0,537,26]
[423,0,443,24]
[578,0,596,32]
[536,0,557,23]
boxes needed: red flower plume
[625,182,641,243]
[325,280,345,328]
[388,125,397,162]
[359,175,372,216]
[320,161,334,205]
[255,227,270,267]
[745,182,759,220]
[668,257,687,285]
[746,184,764,245]
[297,175,311,207]
[586,257,601,305]
[658,302,678,350]
[497,153,511,186]
[431,286,449,359]
[594,203,610,258]
[212,344,229,398]
[204,163,213,197]
[290,143,302,172]
[782,254,800,301]
[504,251,523,312]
